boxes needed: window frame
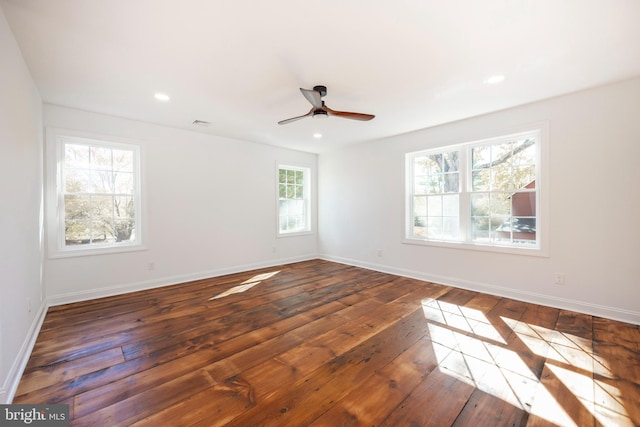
[403,127,548,257]
[45,128,144,258]
[276,163,312,237]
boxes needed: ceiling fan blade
[300,88,323,108]
[278,107,314,125]
[325,106,375,121]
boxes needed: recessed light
[154,93,170,101]
[484,75,505,85]
[313,133,323,139]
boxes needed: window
[47,132,142,256]
[277,165,311,236]
[406,130,542,252]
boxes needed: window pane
[92,195,113,219]
[413,157,428,176]
[512,141,535,166]
[114,172,134,194]
[471,217,490,241]
[490,216,510,241]
[443,217,460,238]
[279,169,287,184]
[443,172,459,193]
[279,184,286,198]
[413,221,426,238]
[287,216,297,230]
[490,193,511,216]
[413,196,426,218]
[114,196,134,219]
[286,184,295,199]
[492,160,513,191]
[91,171,113,193]
[91,146,112,169]
[114,220,135,242]
[291,200,303,215]
[472,169,490,192]
[93,218,113,242]
[279,199,289,215]
[414,176,427,195]
[492,141,515,163]
[472,146,490,169]
[427,217,443,238]
[295,184,303,199]
[426,155,442,174]
[427,174,442,194]
[442,152,459,172]
[64,195,90,220]
[427,195,442,217]
[470,193,489,217]
[442,195,459,216]
[512,191,536,217]
[65,169,90,193]
[287,170,295,183]
[113,149,133,172]
[513,165,535,189]
[65,220,91,245]
[65,144,90,169]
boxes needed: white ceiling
[2,0,640,153]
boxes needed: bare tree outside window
[63,143,138,246]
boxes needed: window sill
[402,237,548,257]
[277,230,314,238]
[48,243,147,259]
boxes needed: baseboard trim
[320,254,640,325]
[48,254,318,306]
[0,300,48,404]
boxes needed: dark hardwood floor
[13,260,640,426]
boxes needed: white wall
[0,9,46,403]
[319,77,640,324]
[43,105,318,304]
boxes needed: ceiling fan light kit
[278,85,375,125]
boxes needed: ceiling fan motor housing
[313,85,327,97]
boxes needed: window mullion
[459,148,470,243]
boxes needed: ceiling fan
[278,85,375,125]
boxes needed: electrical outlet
[377,249,383,257]
[553,273,565,285]
[147,261,156,270]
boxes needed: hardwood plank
[381,369,475,427]
[16,347,124,396]
[452,389,528,427]
[307,336,439,426]
[72,368,216,426]
[223,309,433,427]
[12,260,640,427]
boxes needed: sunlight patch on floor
[209,271,280,300]
[422,299,506,344]
[422,299,634,426]
[506,316,632,427]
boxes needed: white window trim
[276,163,312,238]
[403,124,549,257]
[45,128,145,258]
